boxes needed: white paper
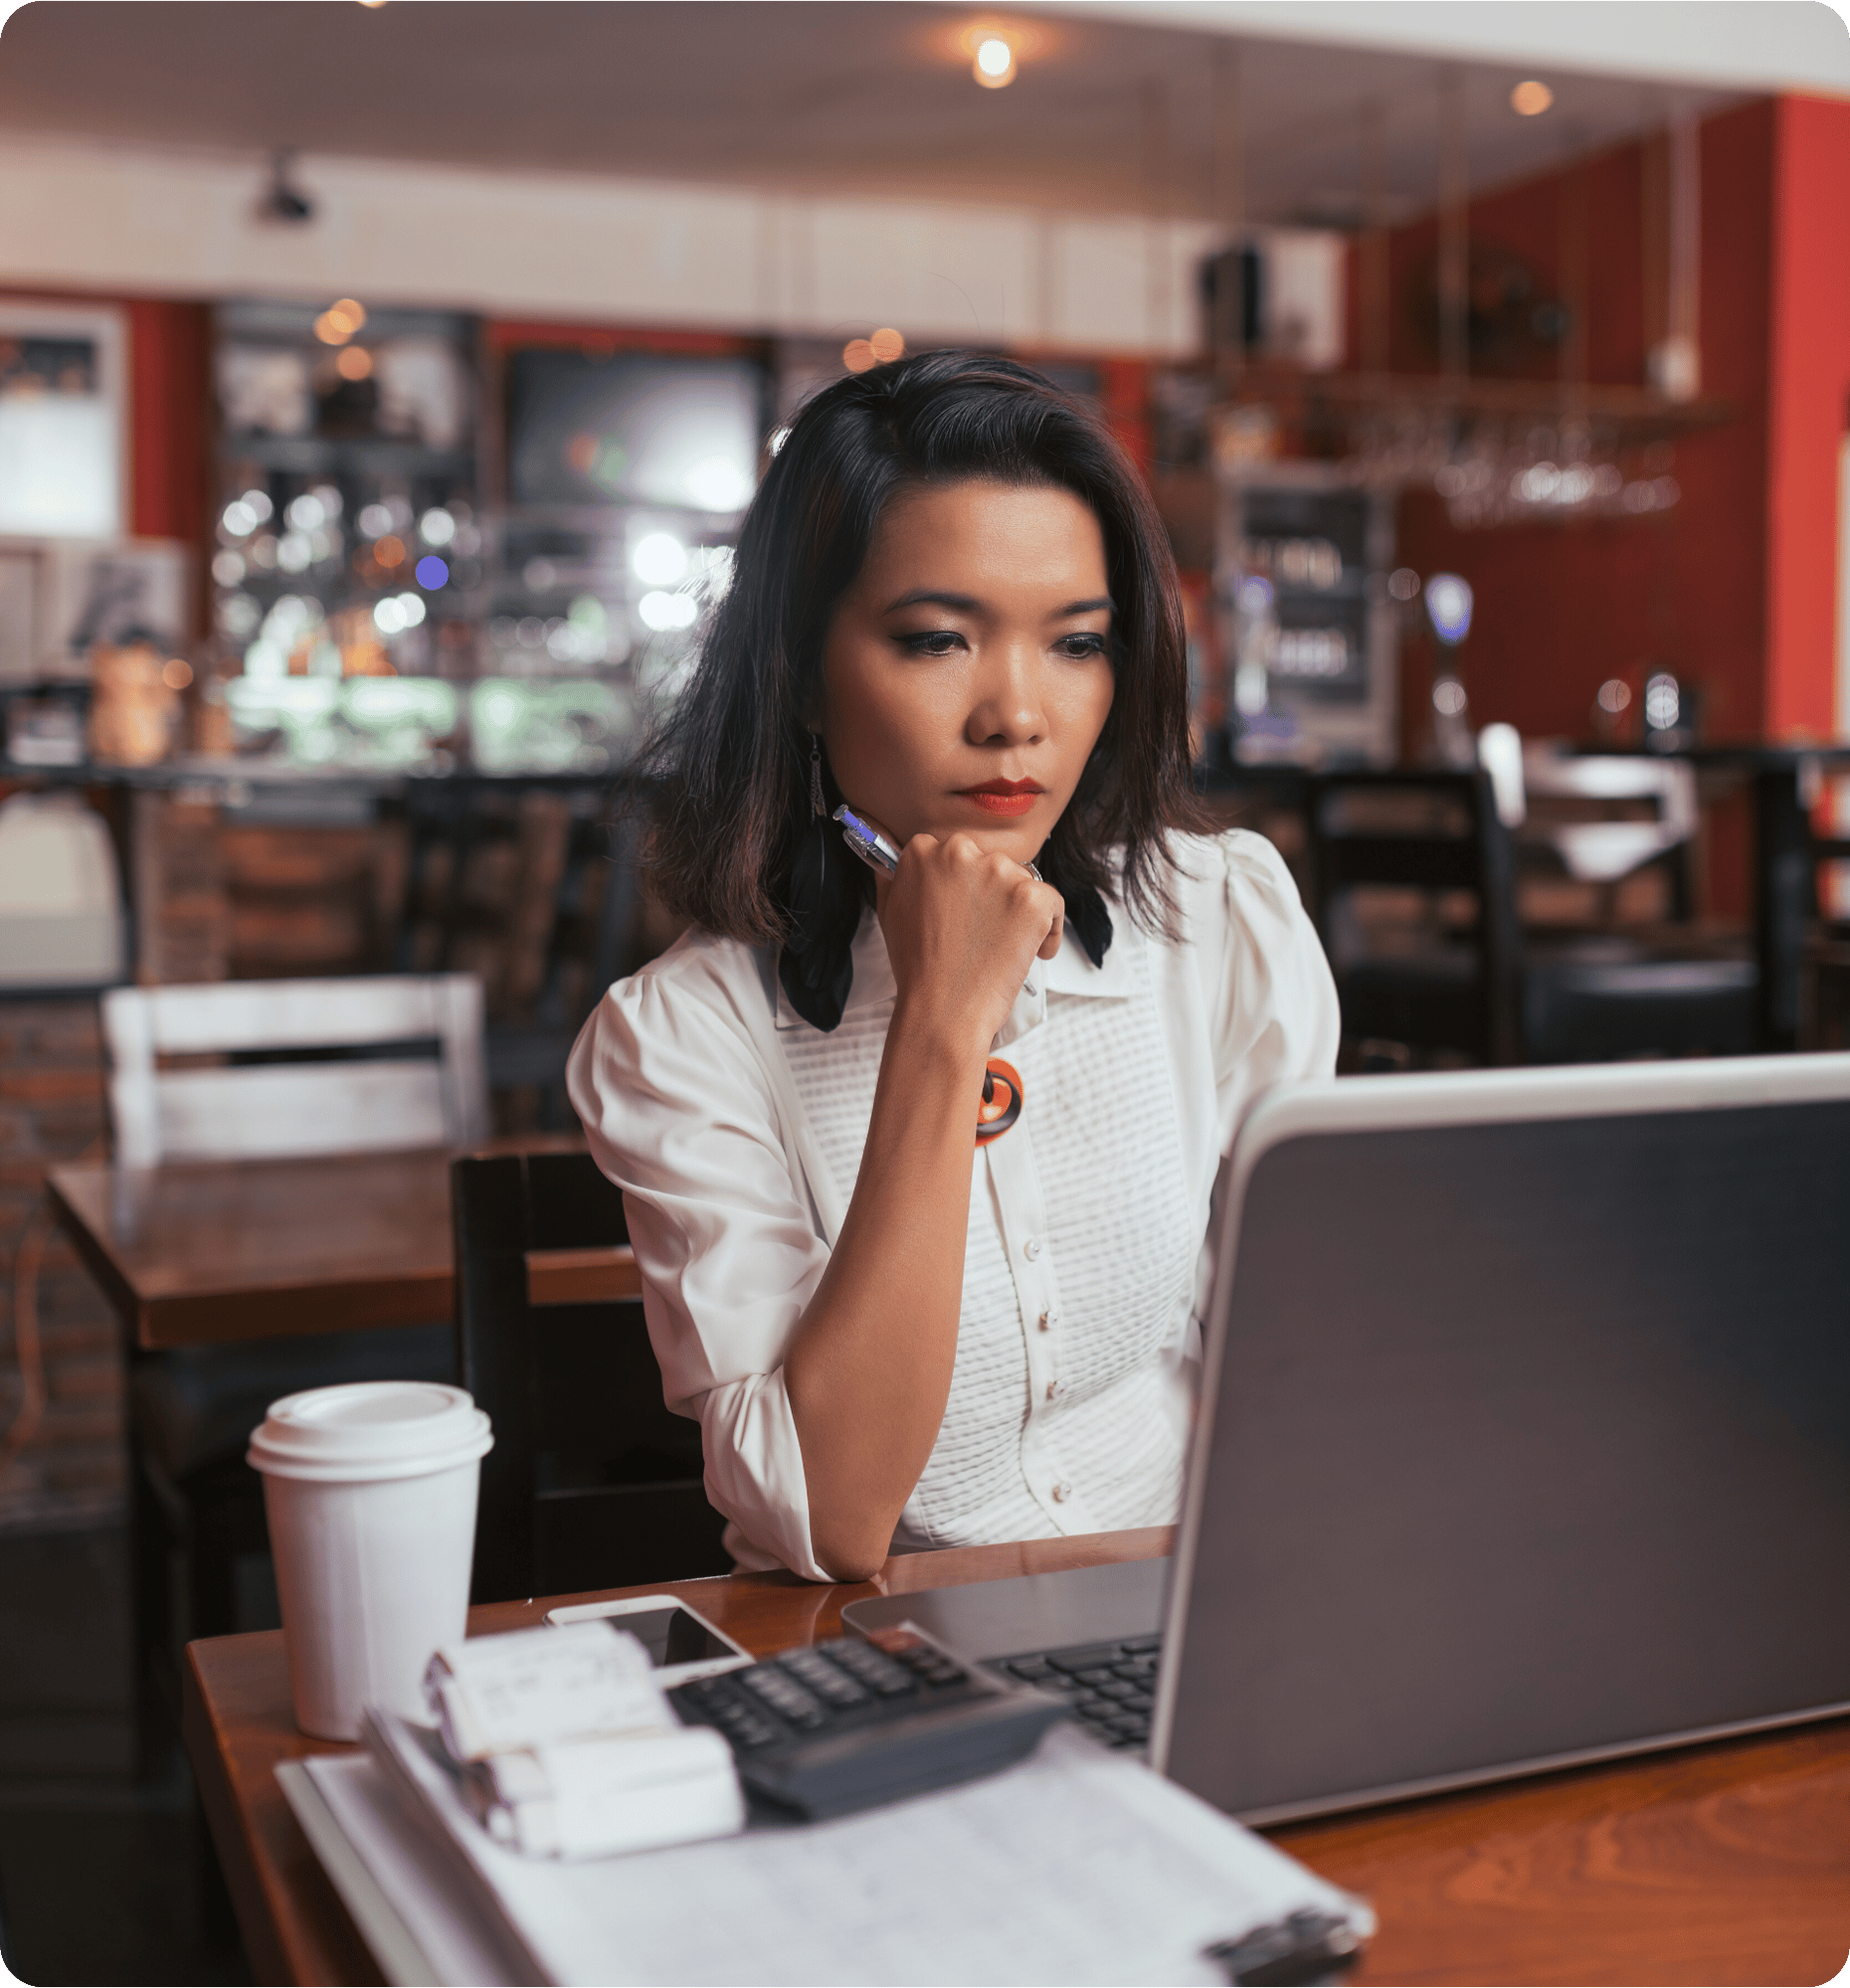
[427,1623,671,1760]
[352,1713,1370,1988]
[497,1728,746,1860]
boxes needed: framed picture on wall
[0,302,127,540]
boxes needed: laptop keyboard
[997,1633,1163,1750]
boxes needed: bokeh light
[632,532,688,586]
[638,591,698,632]
[868,327,905,364]
[842,338,877,373]
[1425,573,1475,645]
[1511,80,1555,116]
[335,346,374,381]
[415,555,450,590]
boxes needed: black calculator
[666,1624,1070,1820]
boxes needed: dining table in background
[46,1134,636,1350]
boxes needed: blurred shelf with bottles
[207,304,773,778]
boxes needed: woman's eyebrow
[881,588,981,615]
[878,588,1114,617]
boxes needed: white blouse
[566,829,1339,1582]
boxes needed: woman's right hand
[872,828,1064,1059]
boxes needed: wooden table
[47,1138,636,1350]
[184,1528,1850,1988]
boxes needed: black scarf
[777,817,1112,1033]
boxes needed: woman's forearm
[783,997,989,1580]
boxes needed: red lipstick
[957,779,1044,817]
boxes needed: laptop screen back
[1160,1075,1850,1824]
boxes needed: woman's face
[816,478,1116,866]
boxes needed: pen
[832,804,1042,884]
[832,805,900,875]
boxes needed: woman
[568,351,1338,1583]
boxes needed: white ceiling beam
[1020,1,1850,96]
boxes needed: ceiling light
[1511,80,1554,116]
[258,152,314,226]
[974,35,1017,88]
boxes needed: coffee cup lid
[248,1380,493,1483]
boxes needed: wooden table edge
[45,1164,146,1344]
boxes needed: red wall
[1379,102,1776,765]
[1765,94,1850,741]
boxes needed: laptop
[844,1052,1850,1824]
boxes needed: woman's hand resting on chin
[872,829,1064,1061]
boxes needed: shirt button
[1023,1238,1042,1261]
[1044,1380,1061,1402]
[1050,1481,1072,1503]
[1037,1310,1057,1333]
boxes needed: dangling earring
[809,733,826,819]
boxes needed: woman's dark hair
[641,349,1202,949]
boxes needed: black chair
[1309,767,1522,1067]
[1513,750,1758,1063]
[452,1150,731,1602]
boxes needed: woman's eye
[1055,633,1108,658]
[899,630,967,656]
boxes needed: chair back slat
[102,972,487,1168]
[152,1062,452,1164]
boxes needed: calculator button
[779,1653,870,1707]
[1045,1644,1128,1674]
[1093,1680,1137,1701]
[1005,1659,1055,1683]
[1121,1637,1162,1655]
[1076,1700,1118,1722]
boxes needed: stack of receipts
[278,1641,1375,1988]
[420,1623,744,1860]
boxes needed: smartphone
[543,1593,754,1685]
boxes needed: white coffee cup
[248,1380,493,1741]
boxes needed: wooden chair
[99,973,488,1745]
[394,784,643,1130]
[103,972,488,1168]
[1310,767,1522,1067]
[452,1150,730,1603]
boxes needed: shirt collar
[773,900,1137,1031]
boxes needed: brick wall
[0,998,122,1534]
